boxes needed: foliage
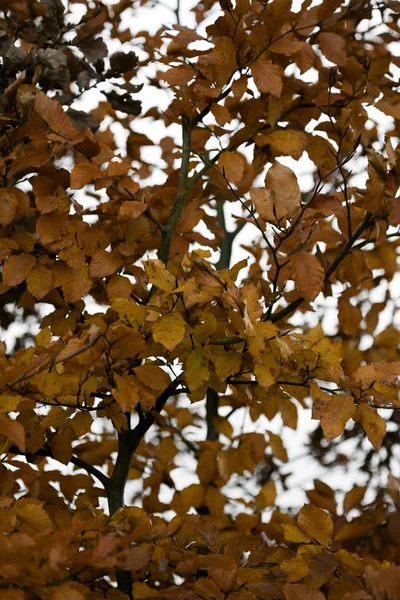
[0,0,400,598]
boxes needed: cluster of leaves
[0,0,400,598]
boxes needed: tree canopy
[0,0,400,598]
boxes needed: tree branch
[6,445,109,488]
[158,115,191,265]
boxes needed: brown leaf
[297,504,333,546]
[320,394,355,441]
[70,162,103,189]
[0,189,17,225]
[251,55,283,97]
[283,583,326,600]
[319,32,347,66]
[35,90,77,139]
[265,161,301,221]
[2,253,36,286]
[208,555,237,592]
[90,250,121,278]
[343,486,367,513]
[355,404,386,450]
[0,414,25,451]
[290,252,324,302]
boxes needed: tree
[0,0,400,597]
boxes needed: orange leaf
[290,252,324,302]
[70,162,103,189]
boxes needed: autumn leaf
[186,348,209,391]
[319,32,347,66]
[90,250,121,278]
[297,504,333,546]
[0,414,25,451]
[35,90,78,139]
[343,485,367,513]
[2,253,36,287]
[264,161,301,222]
[290,252,324,302]
[152,313,186,351]
[251,55,283,97]
[0,189,18,225]
[283,583,326,600]
[319,394,355,441]
[355,404,386,450]
[26,264,54,299]
[70,162,103,189]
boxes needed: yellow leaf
[14,499,53,533]
[0,395,23,413]
[355,404,386,450]
[145,259,175,292]
[297,504,333,546]
[281,524,311,544]
[186,348,209,391]
[214,351,241,381]
[152,313,186,351]
[312,337,342,367]
[290,252,324,302]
